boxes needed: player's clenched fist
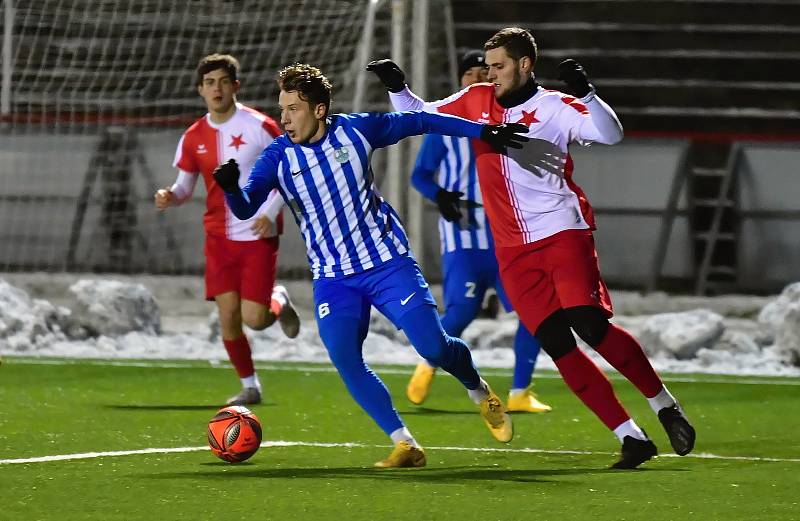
[557,59,593,98]
[213,159,241,193]
[366,59,406,93]
[154,187,175,210]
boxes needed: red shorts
[495,229,613,334]
[204,234,279,305]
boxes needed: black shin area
[535,310,578,361]
[564,305,610,348]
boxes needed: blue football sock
[512,322,541,390]
[317,309,404,436]
[397,305,481,390]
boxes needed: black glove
[435,189,464,222]
[557,59,593,98]
[212,159,241,193]
[480,123,529,151]
[366,59,406,93]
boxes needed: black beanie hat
[458,50,485,79]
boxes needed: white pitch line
[2,440,799,465]
[5,357,800,386]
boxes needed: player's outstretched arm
[558,58,623,145]
[367,59,426,111]
[350,111,528,156]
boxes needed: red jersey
[390,84,623,247]
[173,103,283,240]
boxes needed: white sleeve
[260,189,285,221]
[170,170,199,205]
[388,85,472,114]
[574,91,624,145]
[388,86,427,111]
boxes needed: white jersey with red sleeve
[172,102,284,240]
[389,83,623,247]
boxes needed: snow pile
[2,276,799,377]
[758,282,800,366]
[68,279,161,336]
[639,309,725,359]
[0,279,71,350]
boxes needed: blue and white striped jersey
[412,134,491,253]
[224,111,484,279]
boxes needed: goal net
[0,0,374,274]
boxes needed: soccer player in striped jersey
[370,27,696,469]
[213,63,528,468]
[155,54,300,407]
[405,50,551,414]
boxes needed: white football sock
[613,419,648,442]
[467,379,490,404]
[390,427,420,448]
[647,386,677,414]
[271,286,288,307]
[241,374,262,391]
[509,388,527,397]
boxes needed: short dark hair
[484,27,538,65]
[196,54,240,86]
[278,63,332,115]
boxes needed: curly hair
[278,63,332,115]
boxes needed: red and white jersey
[390,83,623,247]
[173,103,283,240]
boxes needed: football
[207,405,262,463]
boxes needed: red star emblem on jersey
[229,133,246,151]
[516,109,539,126]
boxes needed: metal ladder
[693,143,743,295]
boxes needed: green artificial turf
[1,358,798,520]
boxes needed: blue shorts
[313,254,436,326]
[442,248,513,311]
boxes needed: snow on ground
[1,274,798,377]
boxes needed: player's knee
[219,307,242,329]
[565,305,609,347]
[535,310,578,361]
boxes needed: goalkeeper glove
[212,159,241,193]
[557,59,593,98]
[435,189,464,222]
[480,123,529,151]
[366,59,406,93]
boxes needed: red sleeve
[435,83,491,122]
[173,133,199,173]
[261,116,282,138]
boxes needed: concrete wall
[738,143,800,291]
[1,133,797,290]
